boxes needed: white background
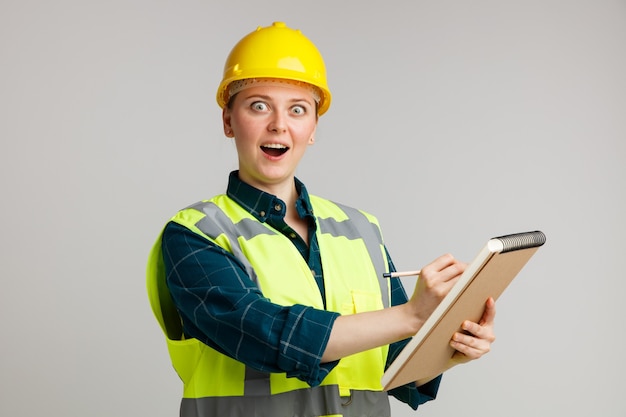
[1,1,625,416]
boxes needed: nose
[268,112,287,133]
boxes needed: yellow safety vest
[147,194,392,417]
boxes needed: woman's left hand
[449,297,497,366]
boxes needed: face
[222,83,318,193]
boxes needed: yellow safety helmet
[216,22,332,116]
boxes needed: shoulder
[169,194,232,219]
[309,195,378,222]
[161,220,210,248]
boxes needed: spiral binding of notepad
[494,231,546,253]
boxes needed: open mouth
[261,144,289,157]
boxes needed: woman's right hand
[408,254,467,324]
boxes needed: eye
[251,101,268,111]
[291,105,306,115]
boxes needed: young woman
[147,22,495,417]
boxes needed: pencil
[383,270,421,278]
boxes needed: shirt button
[289,232,297,239]
[259,210,266,217]
[310,269,316,276]
[274,204,282,212]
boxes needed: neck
[238,172,298,206]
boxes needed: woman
[147,21,495,417]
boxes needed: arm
[162,222,340,385]
[323,252,496,366]
[322,253,465,362]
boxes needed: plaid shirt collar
[226,170,314,223]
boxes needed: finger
[431,252,455,266]
[425,253,457,273]
[441,260,467,280]
[450,339,489,360]
[450,333,491,359]
[422,254,465,282]
[461,320,496,343]
[478,297,497,327]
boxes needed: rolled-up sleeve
[386,334,442,409]
[162,221,340,386]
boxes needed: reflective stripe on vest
[148,194,392,417]
[181,387,391,417]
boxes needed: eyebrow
[244,94,314,105]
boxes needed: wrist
[397,302,424,339]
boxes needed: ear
[308,124,317,145]
[222,108,234,138]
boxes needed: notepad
[382,231,546,390]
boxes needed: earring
[309,137,315,144]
